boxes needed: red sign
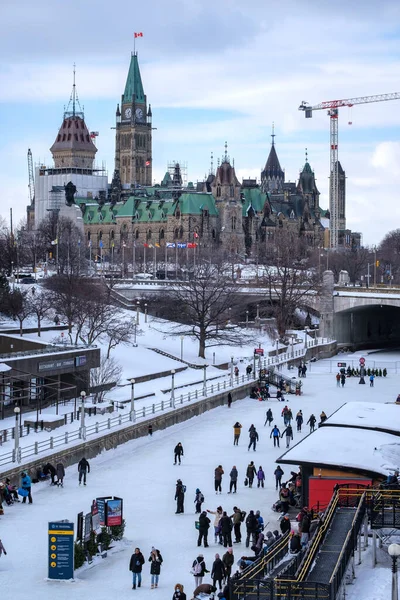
[254,348,264,356]
[359,357,366,365]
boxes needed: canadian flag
[193,232,199,238]
[145,159,151,166]
[134,32,143,38]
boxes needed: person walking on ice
[265,408,273,427]
[174,442,184,465]
[270,425,281,447]
[281,423,293,449]
[307,414,316,432]
[233,422,242,445]
[248,426,259,451]
[78,457,90,486]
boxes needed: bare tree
[30,289,52,336]
[261,230,318,338]
[105,318,137,359]
[158,260,247,358]
[43,274,83,338]
[5,289,33,336]
[90,356,123,402]
[378,229,400,284]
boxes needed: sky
[1,0,400,245]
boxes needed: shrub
[110,519,126,541]
[383,368,387,377]
[98,527,112,551]
[74,542,86,569]
[86,530,98,557]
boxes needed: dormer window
[216,185,221,198]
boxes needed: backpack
[240,511,246,522]
[192,560,202,575]
[200,493,205,503]
[183,485,187,493]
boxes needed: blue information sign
[48,521,74,580]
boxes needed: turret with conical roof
[50,69,97,169]
[297,149,320,209]
[261,125,285,193]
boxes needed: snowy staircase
[149,347,204,369]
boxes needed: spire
[302,148,312,174]
[210,151,214,175]
[223,141,230,164]
[64,64,84,119]
[271,122,276,146]
[123,53,145,105]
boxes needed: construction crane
[299,92,400,249]
[27,148,35,205]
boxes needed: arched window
[230,185,234,197]
[231,216,237,230]
[98,231,103,240]
[147,229,152,240]
[87,231,91,241]
[135,229,140,239]
[179,226,184,239]
[216,185,221,198]
[212,229,216,240]
[110,230,114,240]
[174,228,179,239]
[159,229,165,240]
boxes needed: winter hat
[266,531,273,539]
[198,554,204,558]
[273,530,280,537]
[215,553,220,559]
[196,488,200,493]
[256,510,260,516]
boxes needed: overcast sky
[1,0,400,245]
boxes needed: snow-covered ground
[1,348,400,600]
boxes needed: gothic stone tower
[211,150,245,254]
[260,128,285,193]
[115,53,152,187]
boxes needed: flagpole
[153,245,156,276]
[175,244,178,280]
[144,244,146,273]
[165,243,167,280]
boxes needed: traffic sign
[48,521,74,580]
[359,357,366,366]
[337,362,346,367]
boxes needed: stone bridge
[319,271,400,348]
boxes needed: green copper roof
[302,161,313,174]
[241,187,268,216]
[81,202,118,225]
[123,54,145,104]
[178,193,218,216]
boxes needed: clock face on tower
[135,108,144,122]
[124,107,132,119]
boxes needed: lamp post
[130,378,135,421]
[256,304,260,320]
[228,307,232,325]
[304,327,309,350]
[171,370,175,407]
[203,365,207,396]
[276,339,279,358]
[230,356,234,387]
[145,303,148,324]
[180,336,184,361]
[80,391,87,441]
[246,310,249,328]
[14,406,21,463]
[388,543,400,600]
[136,301,140,325]
[291,337,294,358]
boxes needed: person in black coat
[290,532,301,554]
[174,443,184,465]
[129,547,145,589]
[149,547,163,588]
[172,583,187,600]
[197,511,210,547]
[211,553,226,591]
[43,463,56,485]
[175,479,185,513]
[280,515,291,535]
[245,510,258,548]
[78,457,90,485]
[219,511,233,547]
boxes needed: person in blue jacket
[270,425,281,448]
[21,471,32,504]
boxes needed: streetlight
[145,303,148,324]
[291,337,294,358]
[136,301,140,325]
[230,356,234,387]
[276,339,279,358]
[388,544,400,600]
[228,307,232,324]
[80,391,87,441]
[203,365,207,397]
[130,378,136,421]
[256,304,260,320]
[171,370,175,407]
[304,327,309,350]
[180,336,184,361]
[246,310,249,328]
[14,406,21,463]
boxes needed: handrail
[238,532,290,581]
[329,493,366,585]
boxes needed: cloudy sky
[1,0,400,245]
